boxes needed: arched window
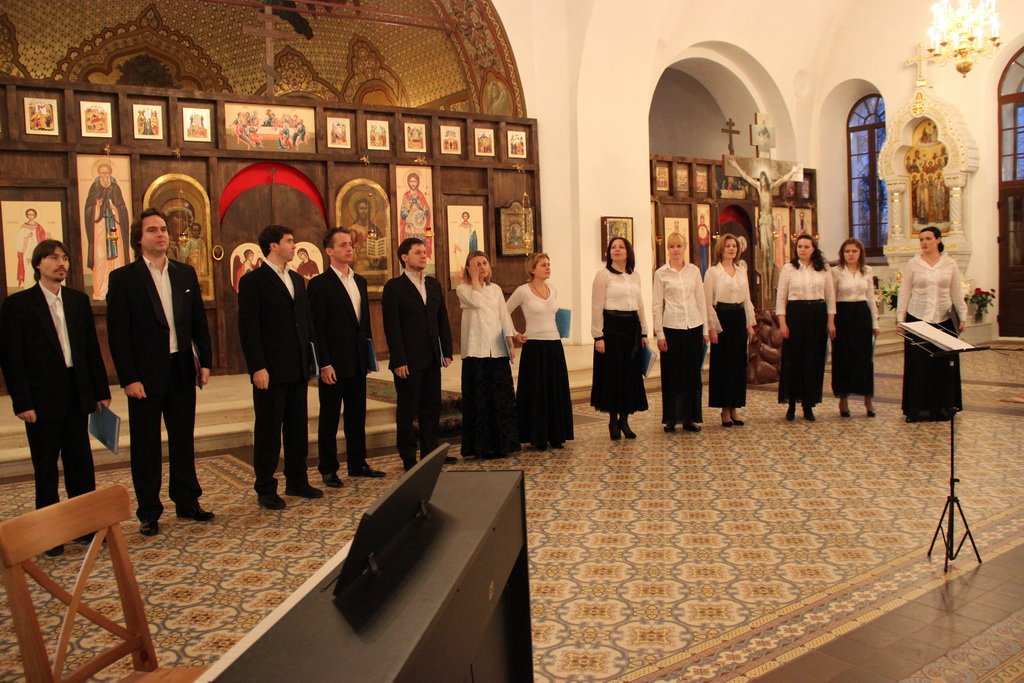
[999,49,1024,181]
[847,95,887,256]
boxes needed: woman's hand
[873,328,880,338]
[515,332,527,344]
[657,338,668,352]
[595,340,605,354]
[779,321,790,339]
[747,325,756,341]
[959,321,966,333]
[641,336,649,347]
[709,330,719,345]
[827,322,837,340]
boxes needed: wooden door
[998,187,1024,336]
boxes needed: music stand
[898,321,988,573]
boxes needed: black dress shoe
[866,410,876,418]
[258,493,286,510]
[176,505,215,522]
[348,465,386,478]
[45,545,64,557]
[731,419,745,427]
[721,421,733,428]
[322,473,343,488]
[551,442,565,449]
[803,407,816,422]
[139,520,160,536]
[75,532,95,544]
[840,410,851,418]
[683,423,701,433]
[664,424,676,432]
[285,484,324,499]
[443,456,458,465]
[619,417,636,439]
[785,404,796,421]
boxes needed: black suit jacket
[381,273,452,372]
[238,263,315,385]
[308,268,372,379]
[0,284,110,420]
[106,258,212,395]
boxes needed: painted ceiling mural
[0,0,525,115]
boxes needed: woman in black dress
[896,226,967,422]
[831,238,879,417]
[590,237,649,440]
[776,234,836,421]
[506,252,574,450]
[704,233,756,427]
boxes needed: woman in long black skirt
[506,252,573,450]
[590,237,649,440]
[704,233,756,427]
[777,234,836,421]
[896,226,966,422]
[457,251,520,458]
[831,238,879,417]
[653,231,707,432]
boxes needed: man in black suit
[107,208,214,536]
[381,237,456,471]
[0,240,111,556]
[309,228,385,487]
[238,225,322,509]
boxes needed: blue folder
[89,406,121,455]
[367,339,379,372]
[555,308,571,338]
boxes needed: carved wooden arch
[341,37,408,107]
[50,5,232,92]
[0,14,30,78]
[255,46,341,101]
[878,87,978,267]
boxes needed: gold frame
[143,173,215,301]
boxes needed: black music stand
[898,322,987,573]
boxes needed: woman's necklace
[529,280,549,299]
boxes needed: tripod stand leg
[952,498,982,565]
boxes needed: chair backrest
[0,485,160,683]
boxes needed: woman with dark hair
[704,233,756,427]
[776,234,836,421]
[896,226,967,422]
[456,250,520,458]
[591,237,649,439]
[507,252,573,450]
[831,238,879,417]
[653,232,707,432]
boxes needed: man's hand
[394,365,410,379]
[16,410,36,423]
[198,368,211,388]
[442,357,453,368]
[320,365,337,384]
[96,400,111,413]
[124,382,147,399]
[252,369,270,390]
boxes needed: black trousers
[127,358,202,522]
[394,365,441,468]
[252,379,311,495]
[317,372,368,475]
[25,369,96,509]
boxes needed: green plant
[878,281,900,311]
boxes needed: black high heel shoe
[619,415,636,439]
[609,415,621,440]
[803,404,816,422]
[785,401,796,421]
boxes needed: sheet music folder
[88,407,121,454]
[898,321,975,353]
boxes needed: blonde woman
[456,251,520,458]
[831,238,879,417]
[704,233,756,427]
[653,232,708,432]
[506,253,573,450]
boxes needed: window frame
[846,94,887,257]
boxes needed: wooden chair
[0,485,208,682]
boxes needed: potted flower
[966,287,995,322]
[878,280,900,311]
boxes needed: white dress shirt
[457,282,514,358]
[506,283,560,341]
[332,265,361,323]
[39,285,73,367]
[404,269,427,303]
[143,256,179,353]
[590,267,649,339]
[652,262,707,338]
[832,265,880,329]
[775,262,837,316]
[267,260,295,299]
[703,262,756,333]
[896,254,966,324]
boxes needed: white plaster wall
[492,0,1021,335]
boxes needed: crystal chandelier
[926,0,1001,76]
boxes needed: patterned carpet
[0,346,1022,681]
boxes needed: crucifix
[721,118,740,156]
[724,131,803,310]
[905,43,932,89]
[243,5,295,95]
